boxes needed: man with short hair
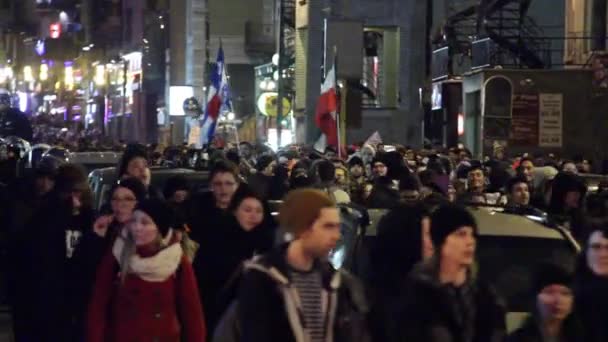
[518,157,535,184]
[399,204,506,342]
[506,176,531,207]
[316,159,350,204]
[238,189,370,342]
[457,163,501,205]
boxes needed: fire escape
[434,0,547,79]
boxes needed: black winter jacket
[236,243,371,342]
[506,316,586,342]
[398,260,506,342]
[29,193,95,342]
[575,270,608,342]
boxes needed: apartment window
[362,27,399,108]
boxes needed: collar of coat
[112,229,183,282]
[410,256,479,290]
[243,243,369,342]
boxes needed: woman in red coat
[87,199,206,342]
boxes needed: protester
[371,155,388,179]
[163,175,191,204]
[368,204,432,341]
[505,175,531,207]
[575,227,608,342]
[315,159,350,204]
[348,156,366,204]
[237,189,371,341]
[457,162,502,205]
[548,172,588,240]
[399,204,506,342]
[29,163,96,341]
[116,143,162,199]
[6,156,61,341]
[247,154,277,200]
[199,184,276,335]
[187,160,240,243]
[0,90,33,141]
[87,199,206,342]
[398,173,422,205]
[507,263,584,342]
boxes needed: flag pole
[333,46,342,159]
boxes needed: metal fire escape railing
[435,0,548,77]
[480,0,546,69]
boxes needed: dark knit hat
[279,189,335,235]
[532,263,574,294]
[430,204,478,247]
[111,178,147,203]
[348,156,364,168]
[136,199,178,237]
[163,175,190,199]
[256,155,276,172]
[371,155,386,167]
[399,173,421,192]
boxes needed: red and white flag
[314,62,338,152]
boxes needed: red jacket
[87,250,206,342]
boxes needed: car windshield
[477,235,577,312]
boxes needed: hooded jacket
[575,257,608,342]
[236,243,371,342]
[398,259,506,342]
[28,190,96,341]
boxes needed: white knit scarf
[112,229,183,282]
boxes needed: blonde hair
[118,230,163,284]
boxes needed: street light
[65,65,74,90]
[23,66,34,82]
[40,63,49,81]
[94,65,106,86]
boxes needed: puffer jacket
[234,243,371,342]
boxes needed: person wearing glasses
[575,227,608,342]
[71,178,148,340]
[186,160,240,334]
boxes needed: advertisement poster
[539,93,563,148]
[510,93,539,146]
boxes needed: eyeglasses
[589,243,608,252]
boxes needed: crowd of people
[0,135,607,342]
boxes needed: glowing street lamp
[23,66,34,82]
[65,65,74,90]
[40,63,49,81]
[94,64,106,86]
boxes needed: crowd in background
[0,134,607,341]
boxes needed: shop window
[362,27,399,108]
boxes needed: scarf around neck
[112,229,183,282]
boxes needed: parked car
[68,151,122,174]
[339,206,580,333]
[88,166,210,212]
